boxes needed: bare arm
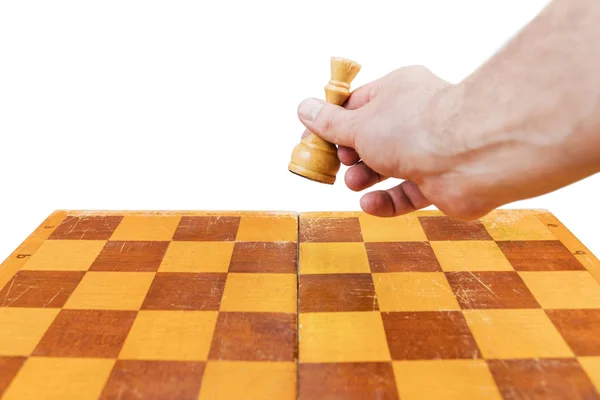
[439,0,600,201]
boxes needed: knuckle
[439,196,490,221]
[313,108,332,134]
[425,180,491,221]
[394,64,429,75]
[316,107,361,147]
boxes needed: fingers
[297,78,379,151]
[338,146,360,166]
[303,127,360,166]
[336,84,372,163]
[297,98,361,148]
[343,81,377,110]
[302,129,360,166]
[360,181,431,217]
[345,162,387,191]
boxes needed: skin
[297,0,600,220]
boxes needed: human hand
[295,0,600,220]
[297,61,600,221]
[297,65,484,219]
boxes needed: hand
[297,60,600,220]
[297,65,486,220]
[295,0,600,221]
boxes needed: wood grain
[0,270,85,308]
[100,360,206,400]
[141,272,227,311]
[419,216,493,241]
[445,271,541,309]
[49,215,123,240]
[497,240,585,271]
[300,217,363,242]
[299,362,399,400]
[32,309,137,358]
[90,241,169,272]
[488,358,600,400]
[172,216,240,241]
[299,273,378,312]
[546,309,600,356]
[229,242,297,273]
[381,311,481,360]
[366,242,441,272]
[209,312,296,361]
[0,356,26,397]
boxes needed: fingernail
[298,98,325,121]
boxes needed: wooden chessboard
[0,209,599,399]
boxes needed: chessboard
[0,209,599,399]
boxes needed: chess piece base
[288,132,340,184]
[288,162,336,184]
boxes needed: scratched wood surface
[297,209,600,399]
[0,209,599,399]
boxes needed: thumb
[297,98,360,148]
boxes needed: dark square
[48,215,123,240]
[99,360,205,400]
[299,274,378,312]
[229,242,297,273]
[366,242,441,272]
[497,240,585,271]
[381,311,481,360]
[0,271,85,308]
[141,273,227,311]
[33,309,137,358]
[546,309,600,356]
[0,356,26,397]
[299,217,363,242]
[488,359,600,400]
[299,362,399,400]
[209,312,296,361]
[89,241,169,272]
[172,216,240,241]
[445,271,540,309]
[418,216,492,241]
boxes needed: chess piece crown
[288,57,361,184]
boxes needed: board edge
[0,210,68,290]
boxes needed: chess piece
[288,57,361,184]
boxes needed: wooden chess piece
[288,57,361,184]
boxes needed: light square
[22,240,106,271]
[373,272,460,311]
[481,214,555,241]
[220,273,296,313]
[236,216,297,242]
[393,360,502,400]
[158,242,234,273]
[299,311,391,362]
[0,308,59,356]
[119,310,218,361]
[519,271,600,309]
[110,215,181,241]
[299,243,370,274]
[463,309,574,359]
[578,356,600,390]
[64,272,156,310]
[1,357,115,400]
[198,361,296,400]
[359,214,427,242]
[431,241,513,272]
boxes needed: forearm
[444,0,600,176]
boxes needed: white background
[1,0,598,259]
